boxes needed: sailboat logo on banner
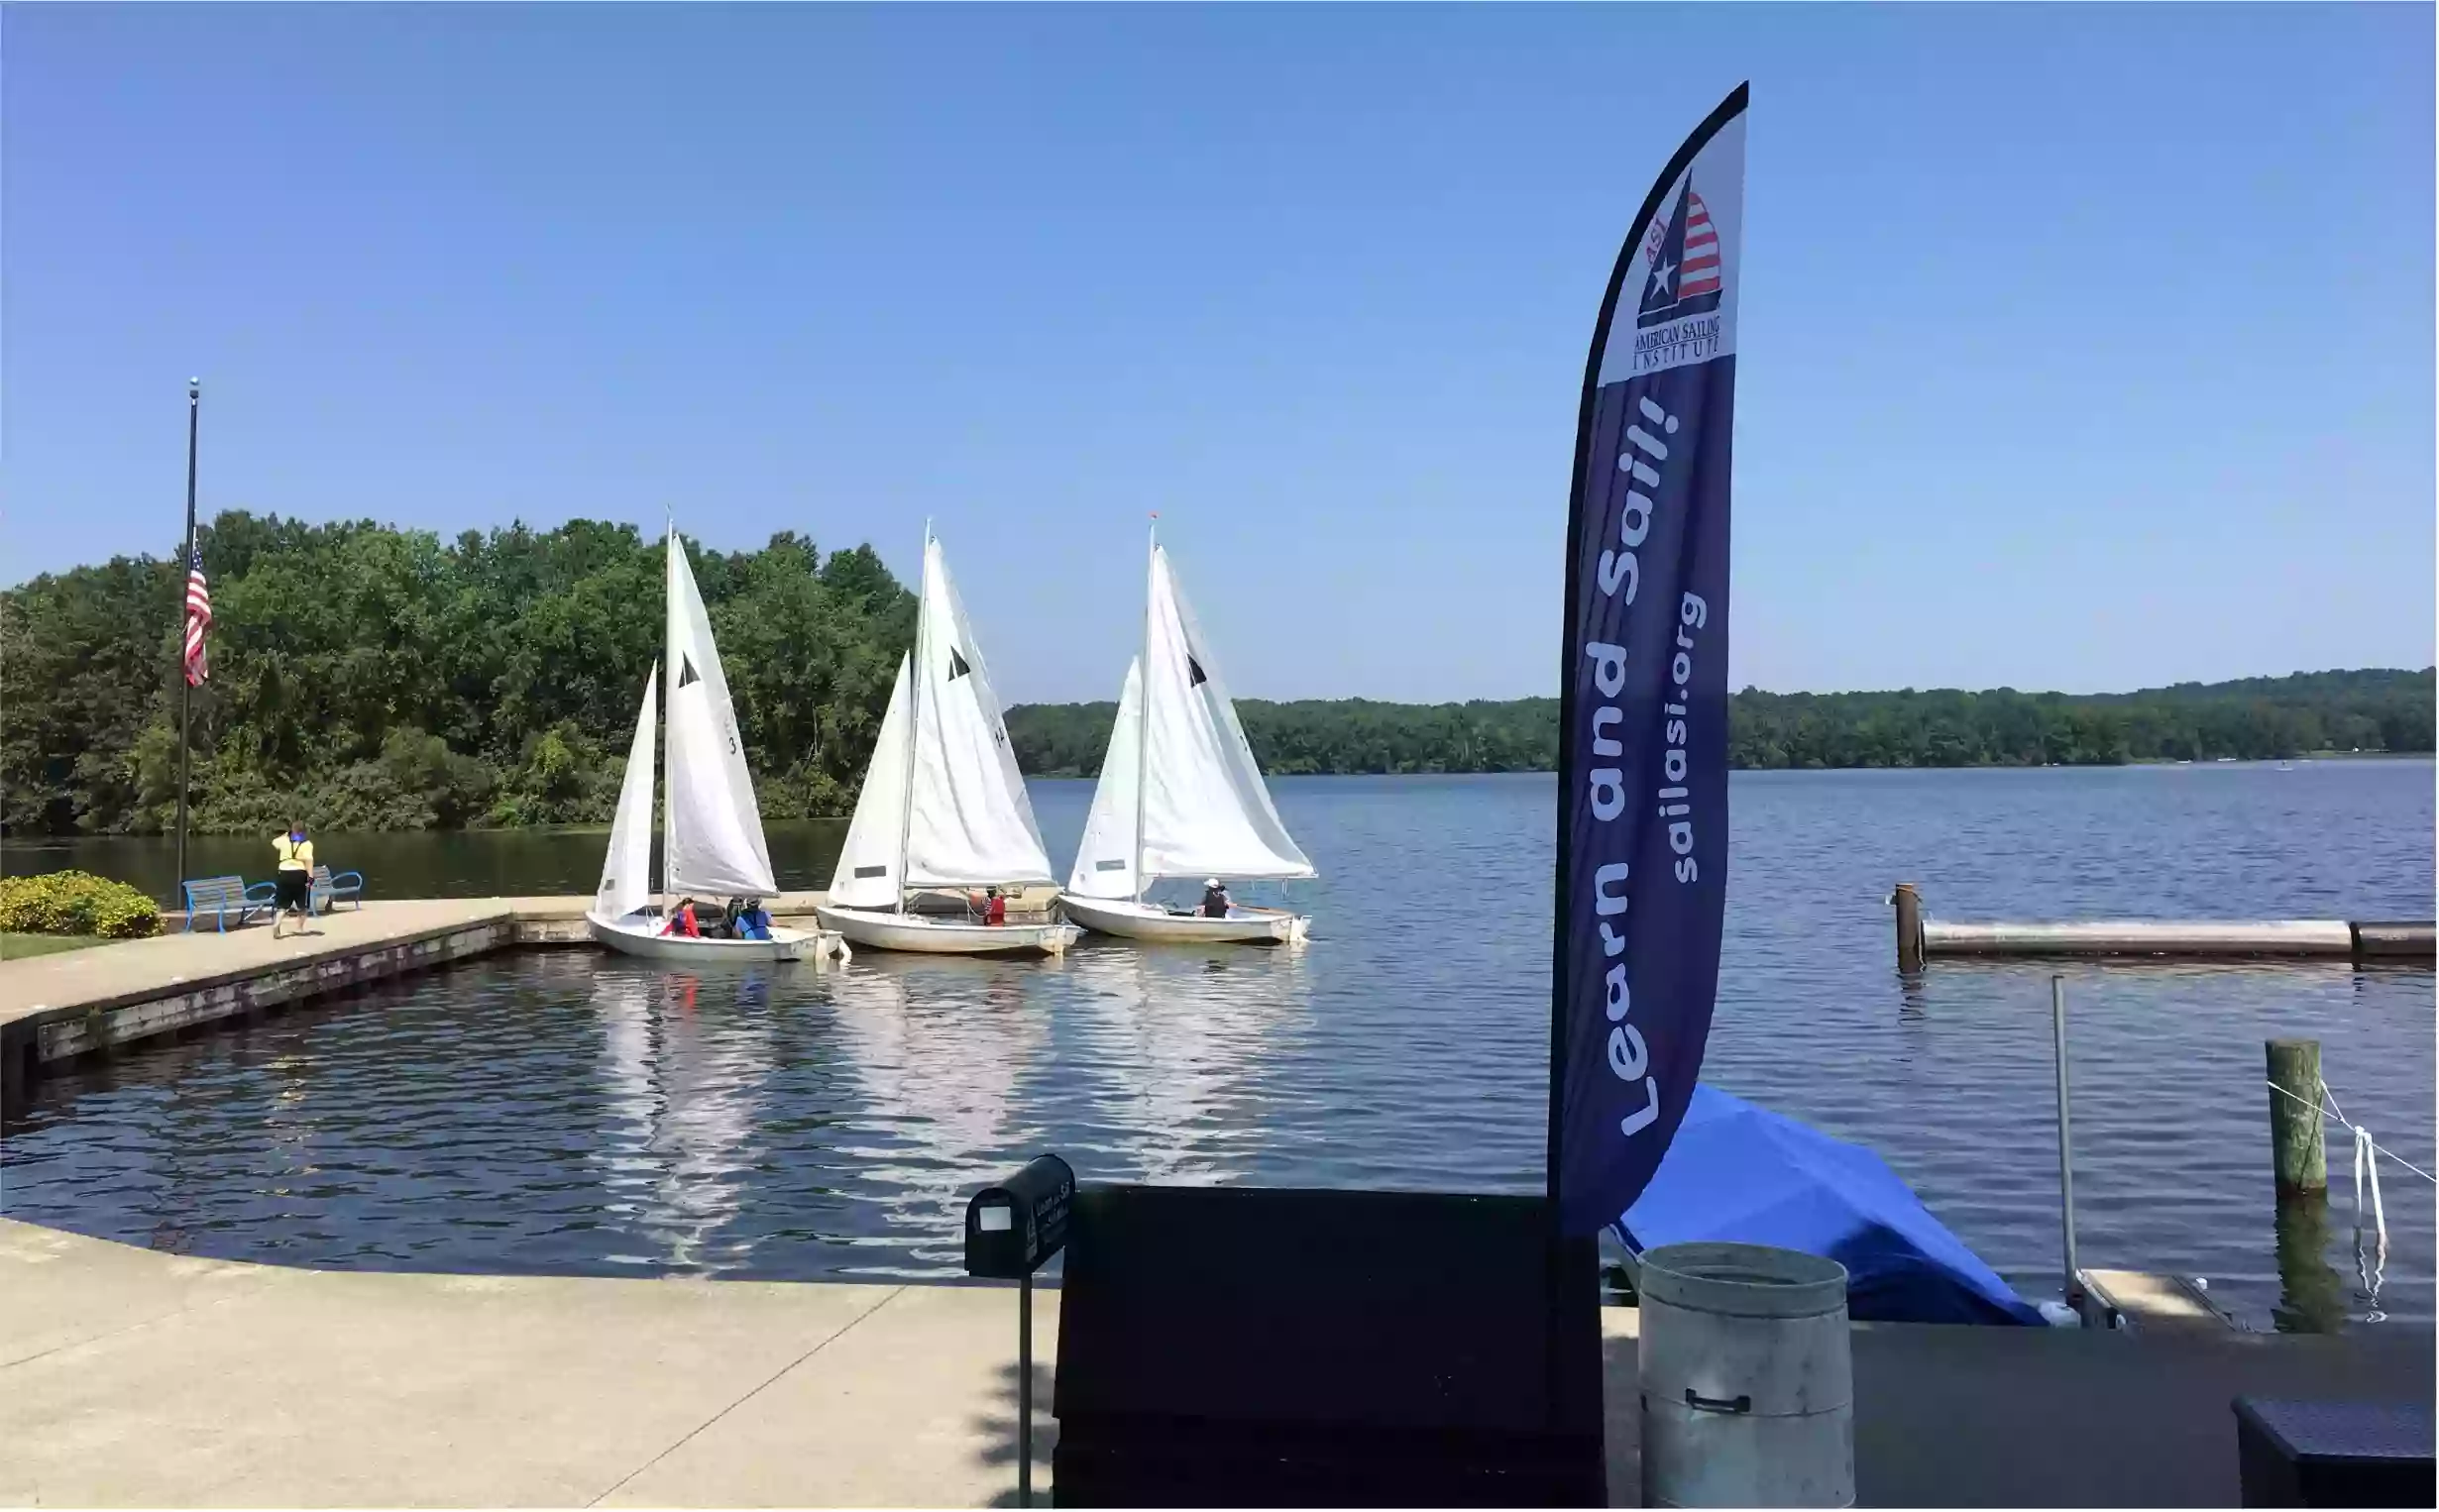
[678,656,700,688]
[948,647,972,681]
[1636,178,1723,328]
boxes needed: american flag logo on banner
[183,546,212,686]
[1635,178,1724,329]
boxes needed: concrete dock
[0,1218,1052,1508]
[0,884,1090,1098]
[2,1218,2429,1507]
[0,895,840,1098]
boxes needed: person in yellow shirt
[271,820,316,937]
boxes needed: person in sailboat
[1199,879,1233,918]
[976,887,1007,926]
[733,898,774,941]
[661,898,703,937]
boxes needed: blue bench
[309,864,364,915]
[181,875,276,932]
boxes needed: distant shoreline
[9,754,2429,847]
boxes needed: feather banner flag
[1551,84,1747,1235]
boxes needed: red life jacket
[985,895,1007,926]
[663,906,699,938]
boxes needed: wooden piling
[2266,1039,2326,1196]
[1893,883,1925,973]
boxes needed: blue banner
[1552,85,1747,1236]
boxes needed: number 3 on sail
[585,522,827,963]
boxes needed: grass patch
[0,932,114,960]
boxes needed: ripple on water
[3,765,2430,1327]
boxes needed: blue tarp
[1617,1084,2044,1326]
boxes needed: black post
[174,378,199,891]
[1019,1268,1034,1508]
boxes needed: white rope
[2354,1125,2390,1245]
[2264,1078,2437,1185]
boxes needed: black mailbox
[965,1153,1074,1279]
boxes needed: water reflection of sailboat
[1059,943,1312,1185]
[826,960,1053,1273]
[589,965,776,1274]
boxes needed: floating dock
[3,1218,2428,1507]
[1890,884,2436,969]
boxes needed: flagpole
[174,378,199,890]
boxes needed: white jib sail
[662,527,780,899]
[1138,544,1314,883]
[827,653,915,908]
[1066,657,1144,898]
[597,663,660,919]
[904,534,1055,887]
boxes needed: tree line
[2,512,912,836]
[2,514,2429,836]
[1006,669,2433,780]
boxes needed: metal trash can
[1637,1242,1854,1507]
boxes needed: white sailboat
[815,529,1079,956]
[1059,531,1315,943]
[587,524,822,963]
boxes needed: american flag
[1675,187,1720,302]
[182,546,212,686]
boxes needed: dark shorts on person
[275,869,310,912]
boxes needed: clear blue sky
[6,4,2431,703]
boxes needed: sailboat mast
[659,518,675,907]
[1131,521,1155,902]
[895,522,931,916]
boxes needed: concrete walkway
[6,1217,2432,1507]
[1,1219,1056,1508]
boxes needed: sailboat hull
[588,910,825,963]
[1058,893,1309,945]
[816,905,1078,956]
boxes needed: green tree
[4,515,2431,836]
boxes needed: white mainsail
[1067,658,1144,899]
[1075,539,1313,893]
[825,531,1055,907]
[827,654,915,908]
[662,527,778,899]
[597,663,660,919]
[904,534,1055,888]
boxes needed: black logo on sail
[678,656,700,688]
[1187,654,1208,689]
[947,647,972,681]
[1636,177,1723,329]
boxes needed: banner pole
[174,378,199,890]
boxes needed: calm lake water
[5,762,2432,1329]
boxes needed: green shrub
[0,870,163,939]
